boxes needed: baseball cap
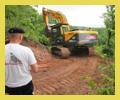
[8,27,25,34]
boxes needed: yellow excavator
[42,7,98,58]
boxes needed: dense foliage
[96,63,115,95]
[5,5,49,45]
[95,5,115,58]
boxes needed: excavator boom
[42,8,68,26]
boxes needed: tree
[103,5,115,46]
[100,5,115,57]
[5,5,49,45]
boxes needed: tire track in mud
[23,40,101,95]
[32,56,100,95]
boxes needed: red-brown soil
[23,40,104,95]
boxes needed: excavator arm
[42,7,68,26]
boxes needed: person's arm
[28,48,39,73]
[30,63,39,73]
[31,63,48,73]
[28,48,49,72]
[38,62,48,68]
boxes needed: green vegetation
[95,27,115,58]
[95,5,115,58]
[5,5,49,45]
[91,5,115,95]
[96,63,115,95]
[86,63,115,95]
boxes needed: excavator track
[70,46,89,56]
[51,46,95,58]
[51,46,70,58]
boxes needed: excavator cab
[49,23,70,45]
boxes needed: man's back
[5,43,36,87]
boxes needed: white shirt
[5,43,37,87]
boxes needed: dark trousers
[5,81,34,95]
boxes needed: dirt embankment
[22,39,107,95]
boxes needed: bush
[95,27,114,58]
[96,64,115,95]
[5,5,50,45]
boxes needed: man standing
[5,27,38,95]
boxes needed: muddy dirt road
[32,56,100,95]
[23,40,101,95]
